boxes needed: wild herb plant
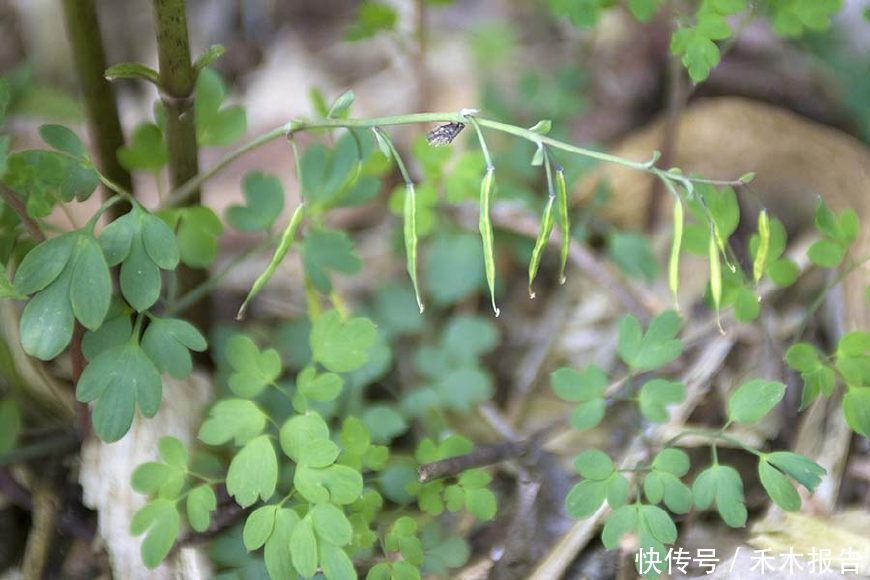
[1,1,867,578]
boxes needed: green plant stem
[60,0,134,220]
[666,428,762,457]
[1,185,45,242]
[153,0,210,331]
[162,112,743,214]
[153,0,199,191]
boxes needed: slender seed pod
[713,224,737,273]
[669,196,684,310]
[556,167,570,284]
[237,203,305,319]
[709,225,724,334]
[753,209,770,284]
[404,183,423,313]
[528,194,555,299]
[479,168,499,316]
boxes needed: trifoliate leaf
[226,171,285,232]
[226,435,278,507]
[225,334,282,398]
[187,485,217,533]
[199,399,268,446]
[310,310,377,373]
[141,317,207,379]
[131,499,180,569]
[76,343,162,442]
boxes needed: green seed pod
[669,196,684,310]
[556,167,570,284]
[528,194,556,298]
[479,168,499,316]
[753,209,770,284]
[708,225,724,334]
[404,183,424,313]
[237,203,305,319]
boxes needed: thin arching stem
[160,112,744,211]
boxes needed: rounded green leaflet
[727,379,786,424]
[265,509,300,579]
[186,485,216,533]
[758,459,801,511]
[602,505,637,549]
[299,438,340,468]
[565,479,607,518]
[142,318,207,379]
[198,398,267,446]
[92,370,137,442]
[19,268,75,360]
[243,505,278,551]
[311,503,353,546]
[99,210,136,266]
[842,388,870,438]
[69,236,112,330]
[226,435,278,507]
[640,504,677,544]
[319,542,356,580]
[227,171,285,232]
[39,124,87,158]
[13,232,76,295]
[279,412,330,462]
[290,516,318,578]
[158,436,188,467]
[131,499,180,569]
[142,213,180,269]
[570,399,606,430]
[77,344,162,441]
[120,236,162,311]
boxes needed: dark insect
[426,122,465,146]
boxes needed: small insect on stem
[426,122,466,146]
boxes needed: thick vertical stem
[152,0,209,331]
[153,0,200,198]
[60,0,133,217]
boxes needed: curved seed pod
[709,226,724,334]
[753,209,770,284]
[669,196,684,310]
[404,183,423,313]
[528,194,556,298]
[479,168,499,316]
[237,203,305,319]
[556,167,570,284]
[712,223,737,274]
